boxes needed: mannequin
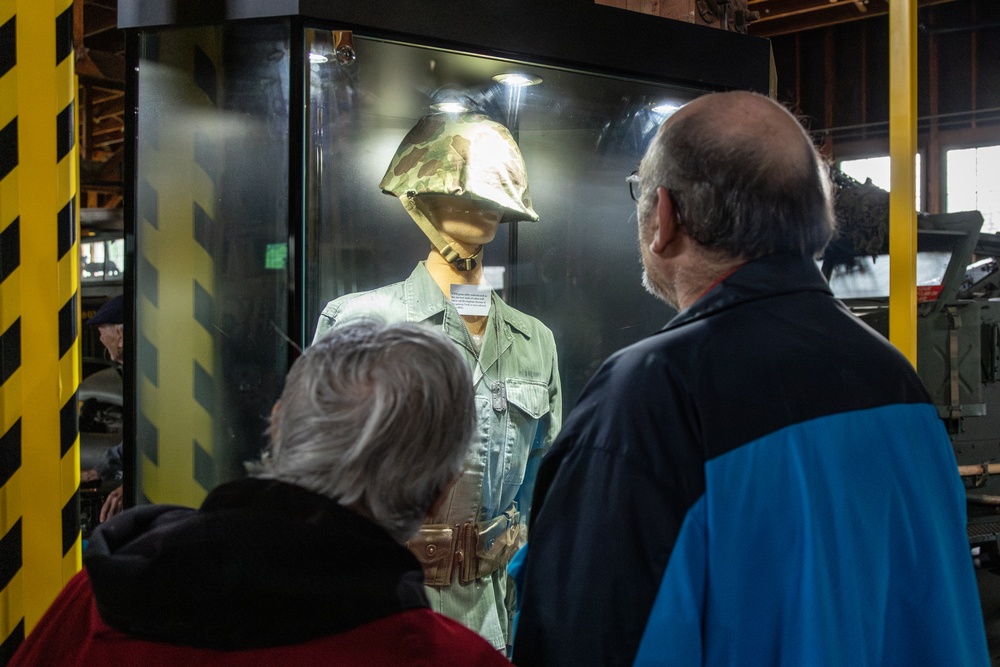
[313,113,561,652]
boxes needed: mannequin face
[415,194,502,246]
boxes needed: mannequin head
[380,113,537,272]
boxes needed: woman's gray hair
[639,92,835,259]
[256,320,475,542]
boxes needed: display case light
[652,101,681,114]
[492,73,542,87]
[308,52,329,64]
[430,101,470,113]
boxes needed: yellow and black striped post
[0,0,79,661]
[0,2,21,658]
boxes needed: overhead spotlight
[430,101,470,113]
[492,73,542,88]
[308,52,329,64]
[652,101,681,114]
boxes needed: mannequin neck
[425,246,485,293]
[425,248,490,339]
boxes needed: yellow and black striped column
[0,0,79,660]
[136,28,219,508]
[0,2,23,660]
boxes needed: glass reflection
[135,24,290,506]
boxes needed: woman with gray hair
[259,320,477,542]
[10,322,512,666]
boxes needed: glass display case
[119,0,772,505]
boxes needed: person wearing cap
[82,294,126,520]
[87,293,124,362]
[313,113,561,652]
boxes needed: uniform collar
[402,262,534,339]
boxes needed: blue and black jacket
[512,253,988,667]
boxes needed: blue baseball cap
[87,295,124,327]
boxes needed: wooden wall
[769,0,1000,212]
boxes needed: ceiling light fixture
[492,73,542,88]
[431,101,470,113]
[652,101,681,114]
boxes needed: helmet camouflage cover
[379,113,539,223]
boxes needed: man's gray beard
[642,264,679,310]
[637,208,679,309]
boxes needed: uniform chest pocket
[501,379,550,484]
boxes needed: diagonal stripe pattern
[0,1,22,655]
[137,30,220,507]
[1,2,80,652]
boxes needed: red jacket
[12,571,508,666]
[11,479,510,666]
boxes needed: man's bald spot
[667,91,815,179]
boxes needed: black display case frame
[117,0,772,507]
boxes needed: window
[81,236,124,281]
[946,145,1000,234]
[839,155,922,212]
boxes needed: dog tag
[492,380,507,412]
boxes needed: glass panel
[134,24,290,506]
[947,145,1000,234]
[304,31,704,406]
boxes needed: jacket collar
[665,253,833,332]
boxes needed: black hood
[85,478,428,649]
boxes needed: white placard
[450,283,492,316]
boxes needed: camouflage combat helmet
[380,113,538,222]
[379,113,538,270]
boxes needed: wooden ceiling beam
[749,0,877,21]
[76,48,125,81]
[748,0,956,36]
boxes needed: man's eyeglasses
[626,170,643,202]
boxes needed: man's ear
[650,186,681,255]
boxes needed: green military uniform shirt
[313,262,561,650]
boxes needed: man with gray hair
[512,91,988,666]
[11,322,511,666]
